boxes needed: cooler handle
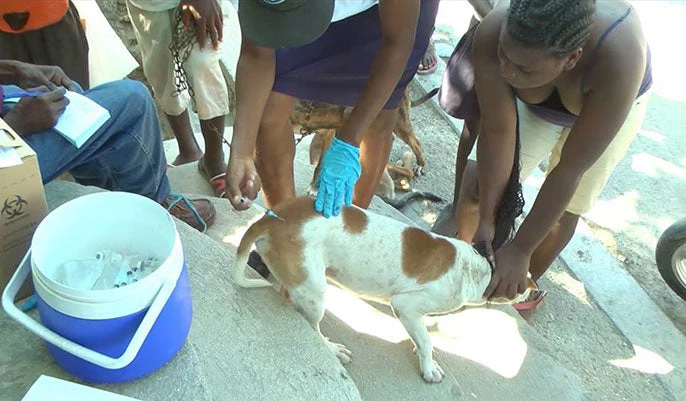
[1,250,175,369]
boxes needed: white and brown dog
[232,196,535,383]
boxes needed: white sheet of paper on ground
[21,375,142,401]
[53,91,111,148]
[0,130,22,168]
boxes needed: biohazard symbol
[1,195,28,220]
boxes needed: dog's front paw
[421,359,444,383]
[327,341,352,364]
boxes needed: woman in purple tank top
[433,0,652,310]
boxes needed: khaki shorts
[126,0,232,120]
[470,92,650,215]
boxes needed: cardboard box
[0,118,48,301]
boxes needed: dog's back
[235,197,491,305]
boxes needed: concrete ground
[424,0,686,340]
[2,1,684,400]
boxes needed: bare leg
[167,110,203,166]
[255,92,298,209]
[353,109,397,208]
[529,211,579,280]
[198,115,227,177]
[432,117,479,236]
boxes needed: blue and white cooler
[2,192,193,383]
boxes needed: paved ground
[3,2,684,400]
[161,126,683,401]
[420,0,686,337]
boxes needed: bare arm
[229,39,275,159]
[336,0,420,146]
[472,10,519,239]
[225,38,276,208]
[0,59,75,90]
[0,60,20,84]
[511,45,646,254]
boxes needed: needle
[241,197,286,222]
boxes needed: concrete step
[1,181,361,401]
[162,136,586,401]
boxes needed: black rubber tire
[655,217,686,301]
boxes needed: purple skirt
[273,0,439,109]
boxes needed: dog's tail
[411,87,439,107]
[233,220,272,288]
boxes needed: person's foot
[417,39,437,75]
[431,203,458,237]
[198,155,229,198]
[162,194,216,232]
[172,149,204,167]
[198,152,227,178]
[513,290,547,319]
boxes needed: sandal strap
[165,193,208,233]
[208,172,226,182]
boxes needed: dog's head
[487,276,539,305]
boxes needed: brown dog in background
[291,87,438,204]
[291,87,428,172]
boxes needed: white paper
[21,375,143,401]
[54,91,111,148]
[0,146,22,168]
[0,130,22,168]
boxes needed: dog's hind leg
[391,293,444,383]
[289,275,352,365]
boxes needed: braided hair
[506,0,596,57]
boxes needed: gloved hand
[314,137,361,217]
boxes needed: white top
[127,0,180,12]
[331,0,378,22]
[224,0,377,22]
[129,0,378,23]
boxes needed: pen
[2,90,45,100]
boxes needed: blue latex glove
[314,137,361,217]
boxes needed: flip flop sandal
[198,160,228,198]
[513,290,548,311]
[417,41,438,75]
[417,61,437,75]
[163,193,214,233]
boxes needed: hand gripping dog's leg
[391,293,444,383]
